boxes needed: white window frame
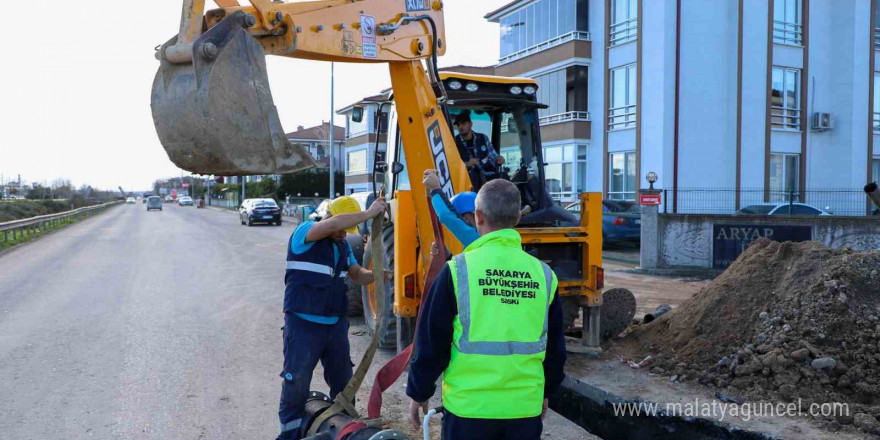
[346,148,369,176]
[770,66,801,131]
[874,74,880,132]
[543,144,576,201]
[609,0,637,46]
[769,153,800,201]
[873,156,880,182]
[608,64,637,130]
[773,0,803,46]
[608,151,636,201]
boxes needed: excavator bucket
[151,11,316,175]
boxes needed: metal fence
[0,201,121,246]
[661,188,876,216]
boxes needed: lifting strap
[366,196,448,419]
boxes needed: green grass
[0,216,83,250]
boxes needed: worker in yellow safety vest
[406,179,567,440]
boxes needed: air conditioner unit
[812,112,832,131]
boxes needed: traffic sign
[639,193,661,206]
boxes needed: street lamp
[646,172,658,191]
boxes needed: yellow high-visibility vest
[442,229,557,419]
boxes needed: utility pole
[241,176,246,205]
[329,62,335,198]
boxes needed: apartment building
[337,93,390,195]
[487,0,880,213]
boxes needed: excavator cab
[364,73,615,351]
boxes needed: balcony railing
[609,17,637,46]
[498,31,591,65]
[346,129,368,139]
[773,20,803,46]
[539,111,591,125]
[608,104,636,130]
[874,112,880,132]
[770,106,801,130]
[875,27,880,50]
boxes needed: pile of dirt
[633,239,880,431]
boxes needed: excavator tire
[362,225,412,349]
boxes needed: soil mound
[637,239,880,418]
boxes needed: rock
[717,357,731,367]
[759,312,770,321]
[854,413,880,434]
[670,375,679,382]
[824,280,838,288]
[839,293,848,304]
[783,324,792,332]
[650,367,664,375]
[812,358,837,370]
[746,344,756,351]
[791,348,810,361]
[730,376,752,389]
[757,333,768,343]
[771,316,783,325]
[779,383,797,400]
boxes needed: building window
[535,65,589,124]
[499,0,589,62]
[577,144,588,193]
[544,145,574,200]
[874,3,879,50]
[769,153,800,201]
[609,0,637,46]
[873,157,880,182]
[346,149,368,175]
[773,0,802,46]
[770,66,801,131]
[874,74,880,132]
[347,113,369,139]
[609,64,637,130]
[608,151,636,201]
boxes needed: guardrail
[0,201,121,246]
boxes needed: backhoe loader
[151,0,634,366]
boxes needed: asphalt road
[0,203,594,440]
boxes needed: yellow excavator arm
[152,0,469,302]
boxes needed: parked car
[178,196,194,206]
[565,200,641,245]
[309,199,332,221]
[126,197,136,204]
[165,195,173,202]
[239,198,282,226]
[146,196,163,211]
[736,203,831,216]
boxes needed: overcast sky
[0,0,508,191]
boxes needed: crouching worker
[277,196,389,440]
[406,179,566,440]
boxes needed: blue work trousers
[277,313,352,439]
[442,412,543,440]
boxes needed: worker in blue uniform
[422,169,479,248]
[277,196,389,440]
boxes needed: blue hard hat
[451,192,477,215]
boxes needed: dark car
[146,196,163,211]
[240,198,282,226]
[565,200,641,245]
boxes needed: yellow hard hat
[328,196,362,234]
